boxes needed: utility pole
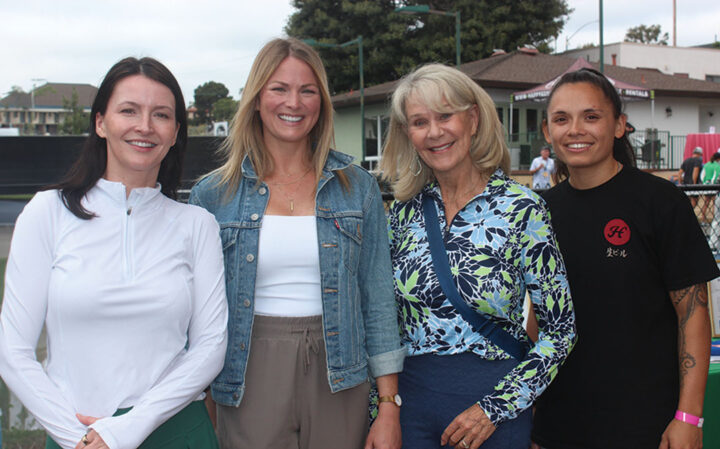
[599,0,604,73]
[673,0,677,46]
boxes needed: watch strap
[378,395,401,407]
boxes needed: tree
[624,24,668,45]
[213,97,239,122]
[193,81,230,124]
[285,0,571,93]
[60,89,89,135]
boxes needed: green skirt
[46,400,218,449]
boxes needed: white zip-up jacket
[0,179,228,449]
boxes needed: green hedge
[2,428,46,448]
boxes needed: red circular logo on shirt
[604,219,631,246]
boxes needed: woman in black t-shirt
[531,68,717,449]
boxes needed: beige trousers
[216,315,370,449]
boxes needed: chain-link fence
[681,185,720,255]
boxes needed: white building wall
[699,103,720,134]
[563,42,720,81]
[624,97,720,167]
[625,98,699,136]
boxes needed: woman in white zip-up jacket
[0,57,228,449]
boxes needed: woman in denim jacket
[190,38,405,449]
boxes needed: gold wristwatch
[378,393,402,407]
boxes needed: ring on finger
[461,439,469,448]
[81,434,89,445]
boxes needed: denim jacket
[190,150,405,407]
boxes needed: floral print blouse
[388,170,576,425]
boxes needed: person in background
[380,63,576,449]
[679,147,704,185]
[532,67,717,449]
[529,146,555,190]
[0,57,228,449]
[679,147,704,208]
[702,152,720,184]
[190,38,404,449]
[700,152,720,224]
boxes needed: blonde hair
[211,37,340,194]
[380,63,510,201]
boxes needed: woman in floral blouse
[379,64,576,449]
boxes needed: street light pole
[599,0,605,73]
[357,37,365,162]
[395,5,461,67]
[564,20,599,51]
[455,11,461,67]
[303,36,365,160]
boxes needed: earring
[412,155,423,177]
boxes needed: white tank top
[254,215,323,316]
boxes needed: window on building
[363,115,389,170]
[496,107,504,125]
[526,109,538,137]
[707,74,720,83]
[511,108,519,142]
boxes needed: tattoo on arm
[669,284,708,387]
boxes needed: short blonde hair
[380,63,510,201]
[211,38,337,194]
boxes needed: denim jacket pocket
[335,214,363,274]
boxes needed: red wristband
[675,410,704,428]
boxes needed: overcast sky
[2,0,719,106]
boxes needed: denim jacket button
[246,254,255,262]
[258,187,267,195]
[243,299,251,307]
[250,213,259,221]
[240,342,246,350]
[232,393,239,400]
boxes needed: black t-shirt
[532,167,719,449]
[680,156,703,184]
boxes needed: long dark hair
[49,57,187,219]
[546,68,636,183]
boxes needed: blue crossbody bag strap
[422,195,530,360]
